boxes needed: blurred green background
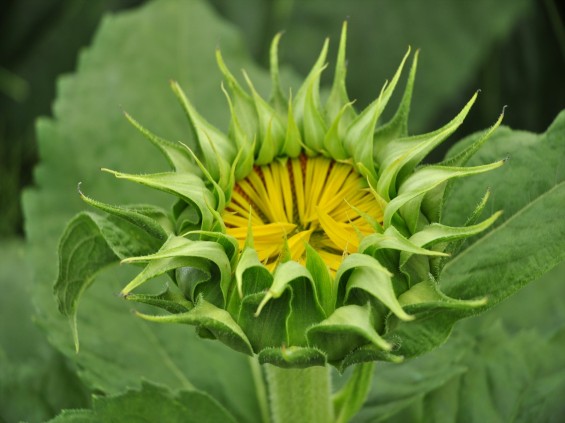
[1,0,563,239]
[0,1,564,422]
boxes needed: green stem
[250,357,271,423]
[332,363,375,423]
[265,364,334,423]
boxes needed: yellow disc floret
[223,155,383,272]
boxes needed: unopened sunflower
[57,23,504,371]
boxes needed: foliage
[0,240,89,423]
[0,0,147,237]
[2,0,563,421]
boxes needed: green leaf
[0,239,90,423]
[462,260,565,336]
[54,213,119,350]
[242,70,287,166]
[441,112,565,303]
[352,334,469,422]
[398,278,486,313]
[325,21,354,128]
[55,210,165,351]
[47,410,97,423]
[359,226,447,259]
[443,112,565,228]
[0,1,151,238]
[170,80,236,183]
[23,2,278,421]
[357,323,565,423]
[47,382,238,423]
[372,50,418,146]
[345,48,410,176]
[442,181,565,305]
[293,37,328,153]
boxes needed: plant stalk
[265,364,334,423]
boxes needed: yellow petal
[291,158,306,222]
[287,229,313,261]
[305,157,331,221]
[226,222,296,240]
[317,250,344,272]
[317,207,360,252]
[261,164,287,222]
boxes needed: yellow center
[222,155,383,272]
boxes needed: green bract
[55,23,505,370]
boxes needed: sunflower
[61,23,504,371]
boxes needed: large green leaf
[22,1,296,421]
[354,111,565,420]
[380,112,565,359]
[352,334,469,422]
[461,260,565,335]
[0,0,148,237]
[47,382,237,423]
[441,112,565,296]
[355,322,565,423]
[356,259,565,422]
[443,113,565,227]
[0,239,89,423]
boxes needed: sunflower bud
[60,22,504,370]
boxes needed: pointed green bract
[383,161,504,228]
[79,190,170,241]
[305,244,334,316]
[326,22,354,127]
[307,304,392,362]
[346,265,414,322]
[170,81,235,183]
[376,92,477,200]
[235,247,272,298]
[257,346,327,368]
[125,286,193,314]
[122,236,231,304]
[345,48,411,178]
[137,299,253,355]
[124,112,198,174]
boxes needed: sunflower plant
[55,22,519,422]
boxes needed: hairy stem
[265,364,334,423]
[250,357,271,423]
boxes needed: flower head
[224,155,383,272]
[73,23,504,369]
